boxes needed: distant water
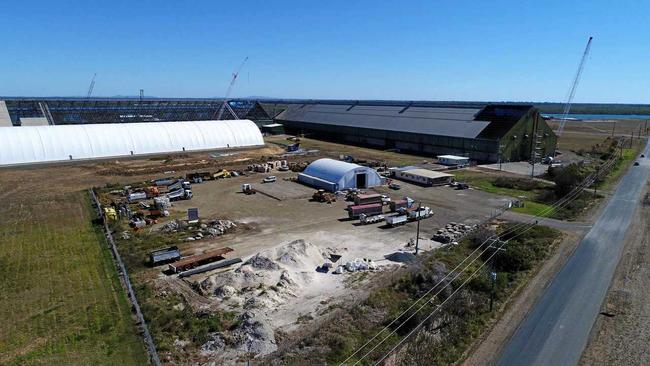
[543,113,650,120]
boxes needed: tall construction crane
[86,73,97,98]
[215,57,249,120]
[556,37,593,137]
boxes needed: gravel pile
[432,222,476,244]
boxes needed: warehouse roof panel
[276,103,491,138]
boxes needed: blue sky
[1,0,648,103]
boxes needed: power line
[343,142,623,365]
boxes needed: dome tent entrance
[298,158,382,192]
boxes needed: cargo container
[127,191,147,202]
[347,203,383,218]
[169,247,234,273]
[354,194,383,206]
[389,199,409,212]
[149,246,181,266]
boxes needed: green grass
[511,201,554,217]
[598,147,641,190]
[0,192,147,365]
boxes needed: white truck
[408,206,433,220]
[167,188,193,201]
[359,213,385,225]
[386,214,408,227]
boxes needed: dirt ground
[150,170,514,331]
[579,182,650,365]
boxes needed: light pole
[415,202,421,256]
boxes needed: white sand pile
[199,239,331,308]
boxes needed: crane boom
[557,37,593,137]
[215,57,249,120]
[86,73,97,99]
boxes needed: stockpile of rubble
[160,218,237,241]
[432,222,476,244]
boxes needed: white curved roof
[302,158,362,182]
[0,120,263,166]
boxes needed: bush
[493,177,543,191]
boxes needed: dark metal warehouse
[275,102,557,163]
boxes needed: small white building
[437,155,470,166]
[393,168,453,186]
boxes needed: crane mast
[215,57,249,120]
[556,37,593,137]
[86,73,97,98]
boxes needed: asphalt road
[497,141,650,366]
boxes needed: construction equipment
[186,172,212,183]
[215,56,249,120]
[313,189,336,203]
[556,36,593,138]
[287,143,301,152]
[242,183,256,195]
[213,169,231,179]
[86,73,97,98]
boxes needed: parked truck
[359,213,385,225]
[407,206,433,220]
[386,214,408,226]
[167,188,193,201]
[347,203,383,218]
[186,172,212,184]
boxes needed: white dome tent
[0,120,263,166]
[298,158,383,192]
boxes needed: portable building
[298,158,382,192]
[437,155,470,166]
[393,169,454,186]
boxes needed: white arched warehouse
[0,120,264,166]
[298,158,383,192]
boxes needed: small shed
[393,168,454,186]
[261,123,284,135]
[437,155,470,166]
[298,158,382,192]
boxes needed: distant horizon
[1,95,650,107]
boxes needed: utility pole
[415,202,421,256]
[139,89,144,102]
[498,144,505,171]
[612,121,616,137]
[487,237,506,312]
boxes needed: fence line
[88,188,161,366]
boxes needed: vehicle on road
[262,176,277,183]
[454,182,469,190]
[389,183,401,190]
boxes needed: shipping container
[347,203,383,218]
[354,193,383,206]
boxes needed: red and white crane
[215,57,249,120]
